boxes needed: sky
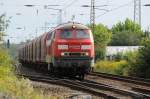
[0,0,150,44]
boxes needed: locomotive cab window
[60,30,73,39]
[46,31,55,46]
[47,31,55,40]
[76,30,90,39]
[47,32,52,40]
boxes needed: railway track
[18,74,117,98]
[90,72,150,86]
[17,73,150,99]
[89,72,150,97]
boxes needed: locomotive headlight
[81,45,91,50]
[85,52,89,56]
[61,52,65,56]
[58,45,68,50]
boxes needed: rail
[90,72,150,86]
[17,73,150,99]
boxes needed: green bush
[0,48,58,99]
[128,38,150,78]
[94,60,128,75]
[114,61,129,76]
[95,47,106,60]
[0,48,13,76]
[88,24,112,60]
[114,52,124,61]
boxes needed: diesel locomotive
[19,22,94,79]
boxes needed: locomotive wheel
[79,74,85,80]
[48,63,54,73]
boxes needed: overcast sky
[0,0,150,43]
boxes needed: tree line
[89,18,149,59]
[89,18,150,79]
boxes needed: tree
[0,14,9,42]
[129,38,150,78]
[144,30,150,37]
[110,18,144,46]
[88,24,112,60]
[111,30,143,46]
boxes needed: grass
[94,60,129,76]
[0,48,59,99]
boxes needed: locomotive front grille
[69,53,81,56]
[61,52,88,57]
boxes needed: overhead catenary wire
[61,0,80,23]
[96,1,134,19]
[62,0,79,10]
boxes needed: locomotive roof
[56,22,89,30]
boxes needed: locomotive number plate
[69,45,80,49]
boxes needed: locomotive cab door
[46,31,55,63]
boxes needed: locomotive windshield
[60,30,73,39]
[76,30,90,39]
[60,29,90,39]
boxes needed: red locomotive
[19,22,94,79]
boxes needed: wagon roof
[56,22,89,30]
